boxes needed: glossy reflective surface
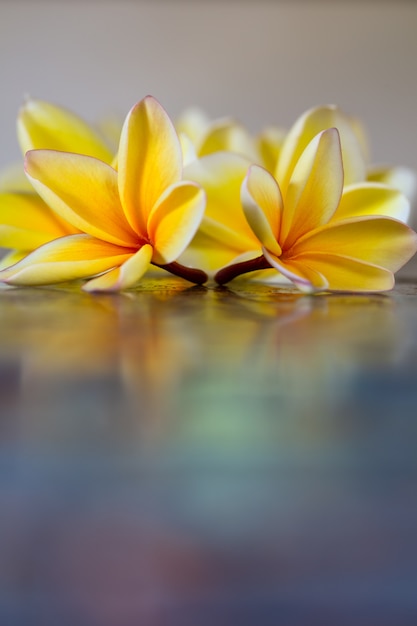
[1,277,417,625]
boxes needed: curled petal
[25,150,136,246]
[83,244,152,292]
[18,98,113,162]
[148,182,206,264]
[0,234,134,285]
[334,183,410,223]
[241,165,282,256]
[281,128,344,248]
[0,191,77,249]
[277,105,366,193]
[263,247,328,293]
[292,216,417,273]
[118,96,182,234]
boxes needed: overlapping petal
[18,98,113,162]
[367,166,417,207]
[263,247,329,292]
[0,234,135,285]
[0,162,32,192]
[257,126,286,173]
[25,150,136,246]
[276,105,366,193]
[241,165,282,256]
[118,96,182,234]
[0,250,27,270]
[0,191,77,249]
[290,253,395,292]
[291,216,417,272]
[83,244,153,292]
[185,152,255,247]
[334,183,410,223]
[148,182,206,264]
[175,107,210,147]
[280,128,344,248]
[198,120,257,160]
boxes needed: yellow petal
[0,250,27,270]
[257,126,286,173]
[0,162,32,192]
[118,96,182,234]
[96,113,123,155]
[25,150,136,246]
[291,216,417,272]
[83,244,152,292]
[175,107,210,148]
[276,105,366,193]
[334,183,410,223]
[17,98,113,162]
[185,152,257,251]
[367,166,417,206]
[0,234,134,286]
[241,165,282,256]
[280,128,344,248]
[148,182,206,264]
[178,230,252,274]
[0,191,76,249]
[199,119,257,160]
[179,132,198,167]
[263,247,328,293]
[290,252,395,292]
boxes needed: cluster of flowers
[0,95,416,293]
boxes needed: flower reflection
[1,281,416,626]
[0,278,408,454]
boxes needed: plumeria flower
[181,104,416,286]
[0,98,116,268]
[0,96,207,292]
[214,128,417,292]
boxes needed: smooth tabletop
[1,276,417,625]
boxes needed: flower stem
[215,254,271,285]
[154,261,208,285]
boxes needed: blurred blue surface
[0,277,417,625]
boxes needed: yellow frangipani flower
[0,98,115,267]
[0,96,206,292]
[215,128,417,293]
[182,104,416,283]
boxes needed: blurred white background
[1,0,416,174]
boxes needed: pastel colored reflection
[0,277,417,625]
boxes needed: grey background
[0,1,416,175]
